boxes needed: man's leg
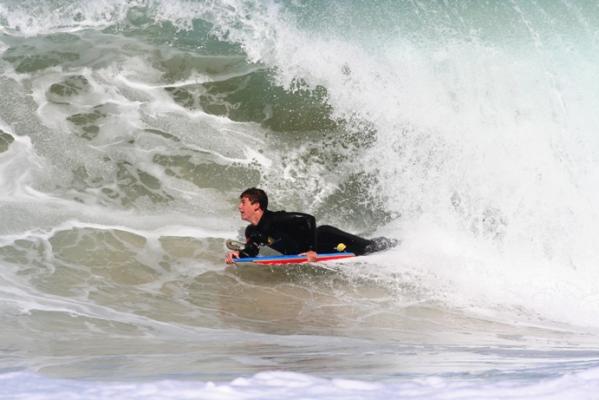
[316,225,373,255]
[317,225,399,255]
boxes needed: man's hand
[302,250,318,262]
[225,250,240,264]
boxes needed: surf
[2,1,599,398]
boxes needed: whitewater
[1,1,599,399]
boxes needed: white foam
[2,368,599,400]
[0,116,12,134]
[0,134,43,199]
[0,1,132,36]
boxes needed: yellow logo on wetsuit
[335,243,347,252]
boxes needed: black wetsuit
[239,210,375,257]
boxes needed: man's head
[239,188,268,224]
[240,188,268,210]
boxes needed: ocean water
[1,1,599,399]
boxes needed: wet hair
[240,187,268,210]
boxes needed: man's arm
[225,250,239,264]
[239,225,261,257]
[224,225,261,264]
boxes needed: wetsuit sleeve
[239,225,260,257]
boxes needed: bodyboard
[232,252,356,268]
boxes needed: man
[225,188,397,263]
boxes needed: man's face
[239,196,260,222]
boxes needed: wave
[1,0,599,334]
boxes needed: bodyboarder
[224,188,397,263]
